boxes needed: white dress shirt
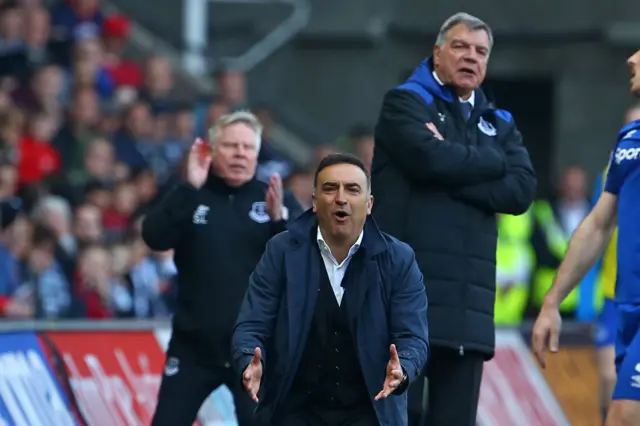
[316,227,364,306]
[432,71,475,106]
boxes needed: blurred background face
[74,205,102,243]
[313,163,372,243]
[145,57,173,96]
[206,102,229,129]
[72,88,100,127]
[79,246,110,282]
[211,122,258,186]
[113,183,138,215]
[433,23,490,94]
[0,8,23,40]
[29,244,54,271]
[29,115,55,141]
[33,66,63,100]
[84,138,114,179]
[559,166,587,203]
[24,8,49,46]
[126,103,153,138]
[217,71,246,105]
[174,110,194,139]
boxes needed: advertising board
[0,332,76,426]
[45,331,164,426]
[477,330,570,426]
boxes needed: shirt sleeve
[604,149,622,194]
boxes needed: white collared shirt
[432,71,475,106]
[316,227,364,306]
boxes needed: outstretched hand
[374,344,405,400]
[242,347,263,403]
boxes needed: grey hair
[436,12,494,52]
[208,110,263,152]
[32,195,72,224]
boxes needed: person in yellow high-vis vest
[495,212,533,325]
[528,168,598,319]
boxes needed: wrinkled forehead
[444,24,491,50]
[317,164,368,187]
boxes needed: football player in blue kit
[532,49,640,426]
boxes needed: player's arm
[543,192,618,308]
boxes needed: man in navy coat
[232,153,429,426]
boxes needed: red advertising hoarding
[45,331,165,426]
[477,330,570,426]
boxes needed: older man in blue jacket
[232,153,429,426]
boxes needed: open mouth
[333,211,350,221]
[459,67,476,76]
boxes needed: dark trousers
[151,358,256,426]
[277,403,379,426]
[409,346,484,426]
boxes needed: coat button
[334,348,339,353]
[335,366,339,371]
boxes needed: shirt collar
[432,71,475,107]
[317,227,364,259]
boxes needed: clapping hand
[186,138,212,189]
[242,347,263,403]
[265,173,284,220]
[374,344,406,400]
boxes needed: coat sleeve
[269,189,304,236]
[453,123,537,215]
[388,242,429,394]
[374,89,506,185]
[232,235,284,376]
[141,182,200,251]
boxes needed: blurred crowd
[0,0,375,321]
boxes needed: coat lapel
[285,243,319,357]
[343,256,379,334]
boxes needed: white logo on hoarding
[0,350,76,426]
[62,348,161,426]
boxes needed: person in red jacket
[18,113,61,185]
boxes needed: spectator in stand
[253,104,292,182]
[102,180,138,242]
[112,100,152,172]
[18,223,73,319]
[140,56,174,111]
[283,166,313,210]
[101,13,143,89]
[15,64,65,122]
[0,197,25,318]
[0,162,17,198]
[50,0,104,44]
[31,194,76,280]
[0,108,24,164]
[52,87,101,174]
[215,67,247,110]
[0,5,24,55]
[18,111,61,185]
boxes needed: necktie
[460,102,473,120]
